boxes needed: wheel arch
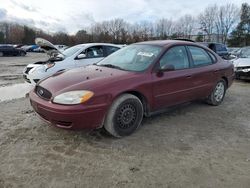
[221,76,228,89]
[115,90,150,116]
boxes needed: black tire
[206,79,226,106]
[20,52,26,56]
[104,94,143,138]
[0,52,3,57]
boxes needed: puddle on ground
[0,83,33,102]
[0,74,22,80]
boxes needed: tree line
[0,3,249,47]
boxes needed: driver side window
[160,46,189,70]
[82,46,104,58]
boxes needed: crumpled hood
[35,38,62,56]
[38,65,135,96]
[233,58,250,67]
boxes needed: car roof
[135,40,196,47]
[0,45,13,48]
[199,42,226,46]
[74,43,121,48]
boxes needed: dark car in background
[0,45,26,57]
[29,40,234,137]
[199,42,230,60]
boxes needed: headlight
[53,90,94,105]
[30,66,44,73]
[243,68,250,72]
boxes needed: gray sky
[0,0,246,34]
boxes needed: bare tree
[155,18,173,39]
[7,24,24,44]
[215,3,240,43]
[199,5,217,41]
[177,14,196,39]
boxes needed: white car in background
[23,38,121,85]
[232,46,250,80]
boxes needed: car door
[152,45,194,110]
[6,46,12,56]
[186,45,218,99]
[13,47,19,56]
[2,46,9,55]
[75,45,104,67]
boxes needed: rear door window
[207,51,217,63]
[188,46,213,67]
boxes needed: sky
[0,0,247,34]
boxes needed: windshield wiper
[99,64,124,70]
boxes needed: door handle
[186,75,192,78]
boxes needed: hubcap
[214,82,225,102]
[116,103,137,129]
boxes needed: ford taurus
[29,40,234,137]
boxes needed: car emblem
[38,89,44,95]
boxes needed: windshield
[62,46,82,58]
[239,47,250,58]
[97,44,162,72]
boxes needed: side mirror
[161,64,175,71]
[76,54,86,59]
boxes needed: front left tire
[104,94,144,138]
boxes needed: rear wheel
[20,52,25,56]
[104,94,143,138]
[206,80,226,106]
[0,52,3,57]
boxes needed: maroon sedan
[29,40,234,137]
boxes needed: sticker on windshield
[137,52,154,57]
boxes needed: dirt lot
[0,54,250,188]
[0,53,47,86]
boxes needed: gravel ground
[0,54,250,188]
[0,53,47,86]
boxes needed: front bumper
[29,90,108,130]
[235,71,250,80]
[23,73,40,85]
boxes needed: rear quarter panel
[214,58,234,88]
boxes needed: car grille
[35,86,52,100]
[237,66,250,71]
[23,75,31,83]
[25,67,33,74]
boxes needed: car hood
[233,58,250,67]
[38,65,136,95]
[35,38,62,55]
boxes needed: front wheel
[206,80,226,106]
[104,94,143,138]
[0,52,3,57]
